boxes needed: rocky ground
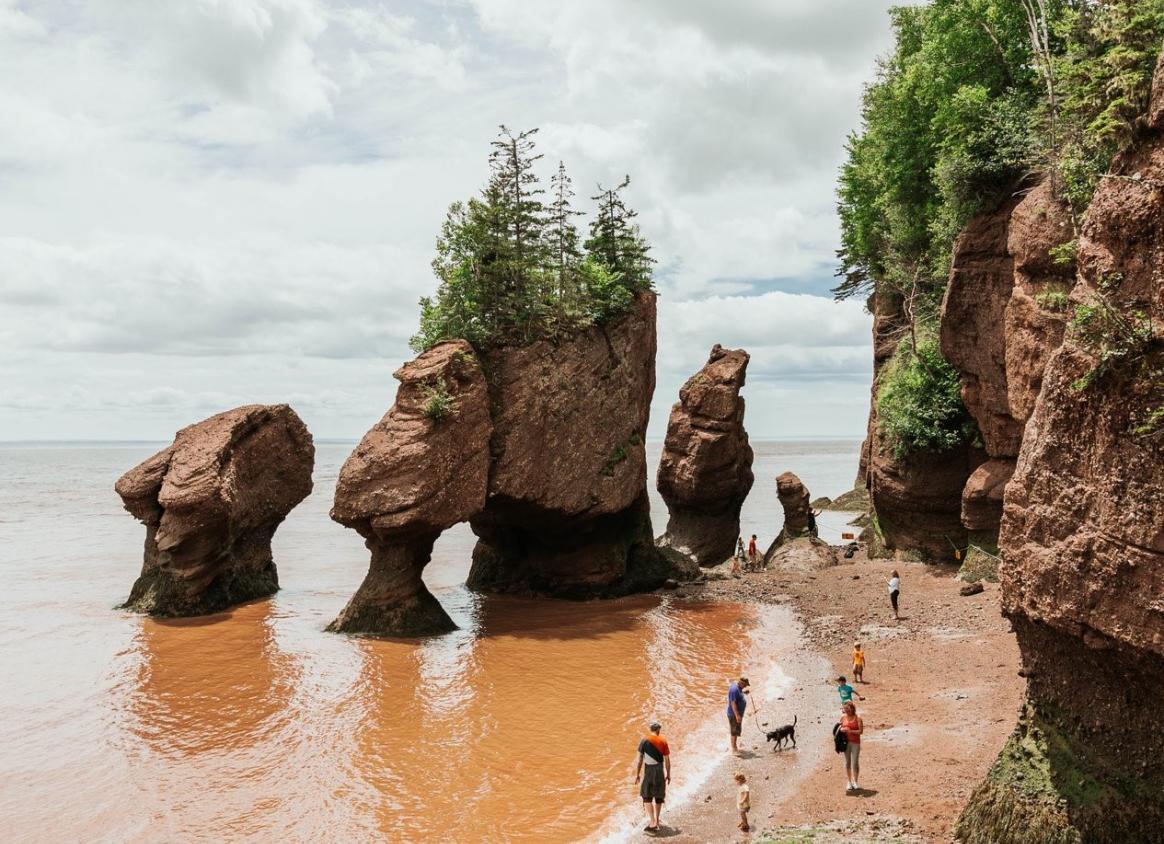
[658,545,1023,843]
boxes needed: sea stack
[329,341,491,637]
[115,404,314,617]
[656,344,754,567]
[332,292,685,637]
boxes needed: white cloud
[0,0,897,440]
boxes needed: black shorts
[640,763,666,803]
[890,589,900,610]
[728,712,742,737]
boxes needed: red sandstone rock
[962,51,1164,841]
[656,345,754,567]
[469,293,677,596]
[961,458,1014,534]
[116,404,314,617]
[775,471,812,537]
[328,340,491,636]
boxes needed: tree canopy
[411,127,655,352]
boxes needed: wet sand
[660,551,1023,843]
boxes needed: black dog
[765,715,797,750]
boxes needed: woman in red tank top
[841,701,864,792]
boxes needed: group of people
[631,573,905,834]
[732,535,762,573]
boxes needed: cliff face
[656,345,753,567]
[863,290,982,560]
[939,180,1074,547]
[333,293,681,636]
[958,53,1164,844]
[116,404,314,617]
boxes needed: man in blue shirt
[836,675,865,705]
[726,676,750,754]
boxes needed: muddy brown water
[0,440,858,842]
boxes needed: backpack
[832,722,848,753]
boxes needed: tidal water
[0,439,859,843]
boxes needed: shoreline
[654,545,1023,843]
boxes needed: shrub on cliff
[411,127,654,352]
[876,340,976,460]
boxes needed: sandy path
[655,551,1023,843]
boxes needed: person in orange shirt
[633,721,671,833]
[852,642,866,683]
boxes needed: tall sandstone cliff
[332,293,683,636]
[957,52,1164,844]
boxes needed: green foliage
[420,378,455,421]
[410,127,654,353]
[1052,1,1164,214]
[1068,292,1155,391]
[876,340,977,460]
[1049,238,1078,266]
[1035,285,1071,311]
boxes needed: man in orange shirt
[633,721,671,832]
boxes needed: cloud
[0,0,899,440]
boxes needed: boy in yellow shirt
[853,642,866,683]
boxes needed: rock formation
[329,341,491,636]
[940,179,1075,547]
[116,404,314,617]
[656,345,754,567]
[332,293,684,636]
[958,51,1164,843]
[774,471,812,539]
[861,289,983,561]
[467,292,675,597]
[762,472,837,570]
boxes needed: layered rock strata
[332,293,682,636]
[940,179,1075,545]
[862,289,983,560]
[656,345,754,567]
[467,293,677,597]
[959,50,1164,843]
[116,404,314,617]
[329,341,491,636]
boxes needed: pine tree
[548,160,584,303]
[585,175,654,292]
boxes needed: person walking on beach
[747,535,759,571]
[840,701,864,792]
[736,536,745,563]
[852,642,866,683]
[734,772,751,832]
[887,570,901,620]
[727,676,750,754]
[633,721,671,833]
[836,675,864,705]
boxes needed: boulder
[656,345,754,567]
[329,340,491,636]
[116,404,314,617]
[775,471,812,537]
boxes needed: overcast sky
[0,0,903,442]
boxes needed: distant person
[734,771,751,832]
[808,508,820,536]
[836,675,864,705]
[887,569,901,620]
[633,721,671,833]
[840,701,864,792]
[747,535,759,571]
[736,536,746,562]
[727,676,750,754]
[852,642,866,683]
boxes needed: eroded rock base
[468,495,685,598]
[958,618,1164,844]
[327,536,457,637]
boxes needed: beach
[661,551,1023,843]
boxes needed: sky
[0,0,904,442]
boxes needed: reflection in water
[349,595,762,843]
